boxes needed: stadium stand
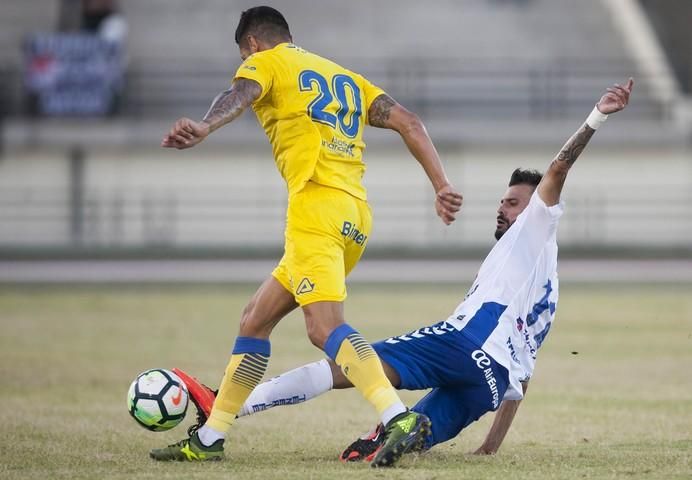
[117,0,662,122]
[0,0,675,123]
[0,0,689,255]
[639,0,692,94]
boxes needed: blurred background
[3,5,691,478]
[0,0,691,283]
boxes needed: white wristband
[585,105,608,130]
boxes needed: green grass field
[1,283,690,479]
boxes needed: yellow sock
[206,338,270,434]
[333,331,402,418]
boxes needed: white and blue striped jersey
[447,191,563,401]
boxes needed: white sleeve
[511,191,563,251]
[523,191,564,231]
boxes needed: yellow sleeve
[233,53,273,103]
[358,75,387,124]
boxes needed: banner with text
[24,33,124,116]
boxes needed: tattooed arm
[202,79,262,133]
[161,78,262,150]
[537,78,634,206]
[537,123,596,206]
[368,94,463,225]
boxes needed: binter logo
[171,387,183,406]
[341,221,368,246]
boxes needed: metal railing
[121,58,666,120]
[1,181,690,253]
[0,58,670,121]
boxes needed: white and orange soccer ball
[127,368,189,431]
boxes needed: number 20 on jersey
[299,70,362,138]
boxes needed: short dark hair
[508,168,543,188]
[235,6,291,45]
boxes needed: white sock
[237,359,334,417]
[197,425,225,446]
[380,401,407,427]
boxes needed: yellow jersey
[234,43,385,201]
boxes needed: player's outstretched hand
[435,184,463,225]
[161,118,210,149]
[471,446,496,455]
[597,78,634,115]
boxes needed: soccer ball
[127,368,189,431]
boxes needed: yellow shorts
[272,181,372,306]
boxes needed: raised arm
[473,381,529,455]
[161,78,262,150]
[368,94,463,225]
[537,78,633,206]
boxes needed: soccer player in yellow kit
[151,6,462,467]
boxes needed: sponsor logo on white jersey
[472,350,500,409]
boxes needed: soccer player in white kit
[177,78,633,460]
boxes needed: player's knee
[305,320,329,350]
[329,359,353,389]
[238,300,263,337]
[303,302,345,351]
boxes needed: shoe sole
[370,417,431,468]
[364,446,382,463]
[339,445,382,463]
[339,426,385,463]
[149,452,223,462]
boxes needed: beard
[494,215,511,240]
